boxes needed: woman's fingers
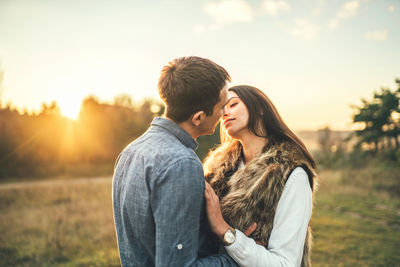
[243,222,257,237]
[256,241,267,246]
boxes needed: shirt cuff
[225,229,252,261]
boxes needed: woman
[203,85,318,267]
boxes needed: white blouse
[224,165,313,267]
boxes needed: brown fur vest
[204,140,318,267]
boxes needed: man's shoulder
[122,128,200,168]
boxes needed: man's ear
[191,111,205,126]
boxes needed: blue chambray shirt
[112,117,237,267]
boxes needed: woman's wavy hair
[218,85,316,168]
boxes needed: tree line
[1,77,399,179]
[0,93,222,179]
[316,78,400,168]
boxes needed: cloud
[261,0,291,16]
[328,19,339,29]
[312,0,326,17]
[204,0,254,27]
[291,19,319,40]
[388,5,395,13]
[365,29,388,41]
[329,0,360,29]
[193,24,206,33]
[337,1,359,18]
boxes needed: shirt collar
[151,117,198,151]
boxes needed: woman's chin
[225,129,239,139]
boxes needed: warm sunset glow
[59,100,81,120]
[1,0,399,130]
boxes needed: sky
[0,0,399,130]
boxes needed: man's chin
[203,129,215,136]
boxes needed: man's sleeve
[151,158,237,267]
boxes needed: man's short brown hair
[158,56,231,122]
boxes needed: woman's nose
[222,107,229,117]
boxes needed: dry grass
[0,169,399,266]
[0,178,120,266]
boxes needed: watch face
[225,232,235,243]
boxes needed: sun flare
[59,100,81,120]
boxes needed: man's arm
[151,158,237,267]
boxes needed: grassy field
[311,169,400,266]
[0,169,399,266]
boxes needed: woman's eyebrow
[224,96,239,106]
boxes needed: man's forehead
[219,84,229,102]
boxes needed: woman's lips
[223,118,235,127]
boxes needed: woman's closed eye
[223,97,240,113]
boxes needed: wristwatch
[222,227,236,246]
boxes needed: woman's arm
[204,167,312,267]
[224,167,312,267]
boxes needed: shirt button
[177,244,183,250]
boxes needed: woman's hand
[204,181,230,239]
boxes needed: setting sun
[59,99,81,120]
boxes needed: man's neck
[163,115,199,140]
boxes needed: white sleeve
[225,167,313,267]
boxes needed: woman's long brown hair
[220,85,316,168]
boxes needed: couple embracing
[112,56,318,267]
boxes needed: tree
[317,126,335,153]
[114,94,133,108]
[352,78,400,153]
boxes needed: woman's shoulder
[288,166,308,180]
[261,141,302,162]
[285,166,312,191]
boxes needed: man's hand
[204,181,230,239]
[205,181,266,246]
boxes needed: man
[112,56,238,266]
